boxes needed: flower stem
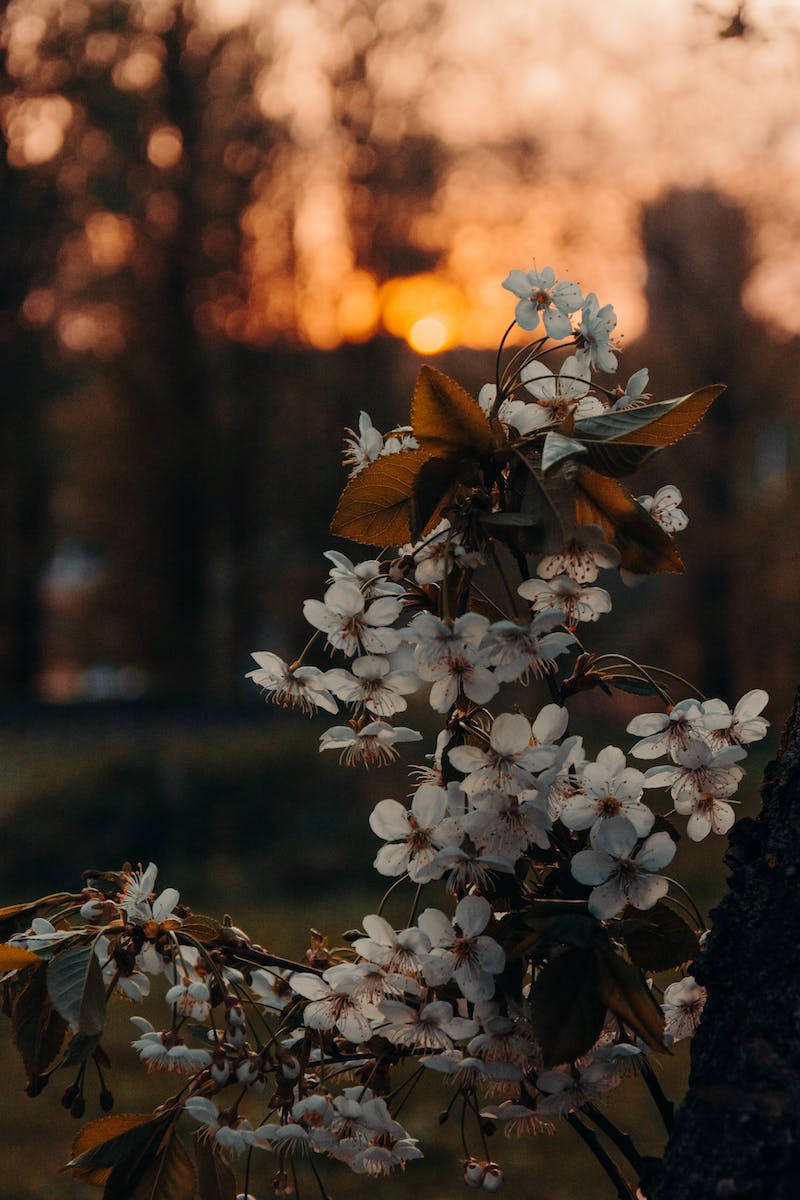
[583,1103,645,1175]
[566,1113,636,1199]
[640,1056,675,1134]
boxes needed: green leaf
[61,1031,103,1068]
[581,440,658,478]
[47,941,106,1037]
[594,944,668,1054]
[480,511,542,527]
[179,915,223,945]
[620,902,699,972]
[541,432,587,473]
[194,1134,237,1200]
[530,948,606,1067]
[606,674,666,697]
[574,386,723,448]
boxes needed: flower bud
[99,1087,114,1111]
[210,1048,231,1086]
[272,1170,295,1198]
[70,1095,86,1119]
[482,1163,504,1192]
[464,1158,486,1188]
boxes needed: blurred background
[0,0,798,1195]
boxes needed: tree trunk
[647,688,800,1199]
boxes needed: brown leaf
[0,943,41,971]
[411,364,492,455]
[331,448,450,546]
[112,1127,196,1200]
[613,385,724,448]
[179,915,223,945]
[11,961,68,1085]
[194,1133,237,1200]
[575,466,684,574]
[594,944,669,1055]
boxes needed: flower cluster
[0,263,768,1200]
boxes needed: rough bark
[647,688,800,1199]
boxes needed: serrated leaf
[409,453,463,541]
[194,1134,237,1200]
[620,902,699,972]
[594,944,668,1054]
[541,432,588,473]
[581,440,658,478]
[0,943,41,971]
[111,1127,196,1200]
[480,511,542,527]
[575,386,724,448]
[530,948,606,1067]
[331,449,445,546]
[575,466,684,574]
[411,364,492,455]
[47,941,106,1037]
[68,1115,168,1176]
[11,961,68,1084]
[179,915,223,945]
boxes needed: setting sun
[408,315,449,354]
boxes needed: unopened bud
[439,1108,450,1126]
[272,1170,295,1198]
[464,1158,486,1188]
[70,1095,86,1119]
[99,1088,114,1111]
[60,1082,80,1109]
[25,1073,49,1098]
[482,1163,504,1192]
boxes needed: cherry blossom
[536,525,620,584]
[700,689,769,748]
[370,784,463,881]
[559,746,653,836]
[638,484,688,533]
[611,367,651,409]
[324,550,404,598]
[418,895,506,1002]
[627,698,707,760]
[478,612,575,683]
[417,647,499,713]
[502,266,582,337]
[303,581,401,657]
[323,654,420,717]
[448,712,556,797]
[662,976,707,1044]
[343,411,383,475]
[376,999,478,1049]
[353,914,432,976]
[518,355,604,430]
[290,967,377,1044]
[570,814,676,919]
[576,292,618,373]
[319,720,422,766]
[246,651,338,716]
[518,574,612,626]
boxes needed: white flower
[246,651,338,716]
[517,355,604,431]
[165,978,211,1021]
[611,368,650,409]
[303,581,401,657]
[478,612,575,683]
[353,914,432,976]
[377,999,478,1049]
[626,698,707,760]
[448,712,556,797]
[10,917,74,952]
[401,519,480,584]
[119,862,180,926]
[576,292,618,373]
[570,815,676,919]
[130,1018,211,1074]
[418,895,505,1003]
[502,266,582,337]
[662,976,706,1044]
[418,648,499,713]
[343,411,383,474]
[637,485,687,533]
[432,847,516,894]
[536,525,620,584]
[319,721,422,766]
[560,746,653,837]
[462,789,552,860]
[700,689,769,749]
[323,655,420,717]
[410,611,489,672]
[479,1101,549,1137]
[370,785,463,881]
[381,425,419,456]
[518,574,612,626]
[643,743,746,840]
[249,967,292,1010]
[184,1097,252,1156]
[290,968,375,1045]
[324,550,404,597]
[422,1049,521,1090]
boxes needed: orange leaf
[411,365,493,456]
[331,449,456,546]
[0,943,40,971]
[68,1114,157,1186]
[613,385,725,447]
[575,467,684,575]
